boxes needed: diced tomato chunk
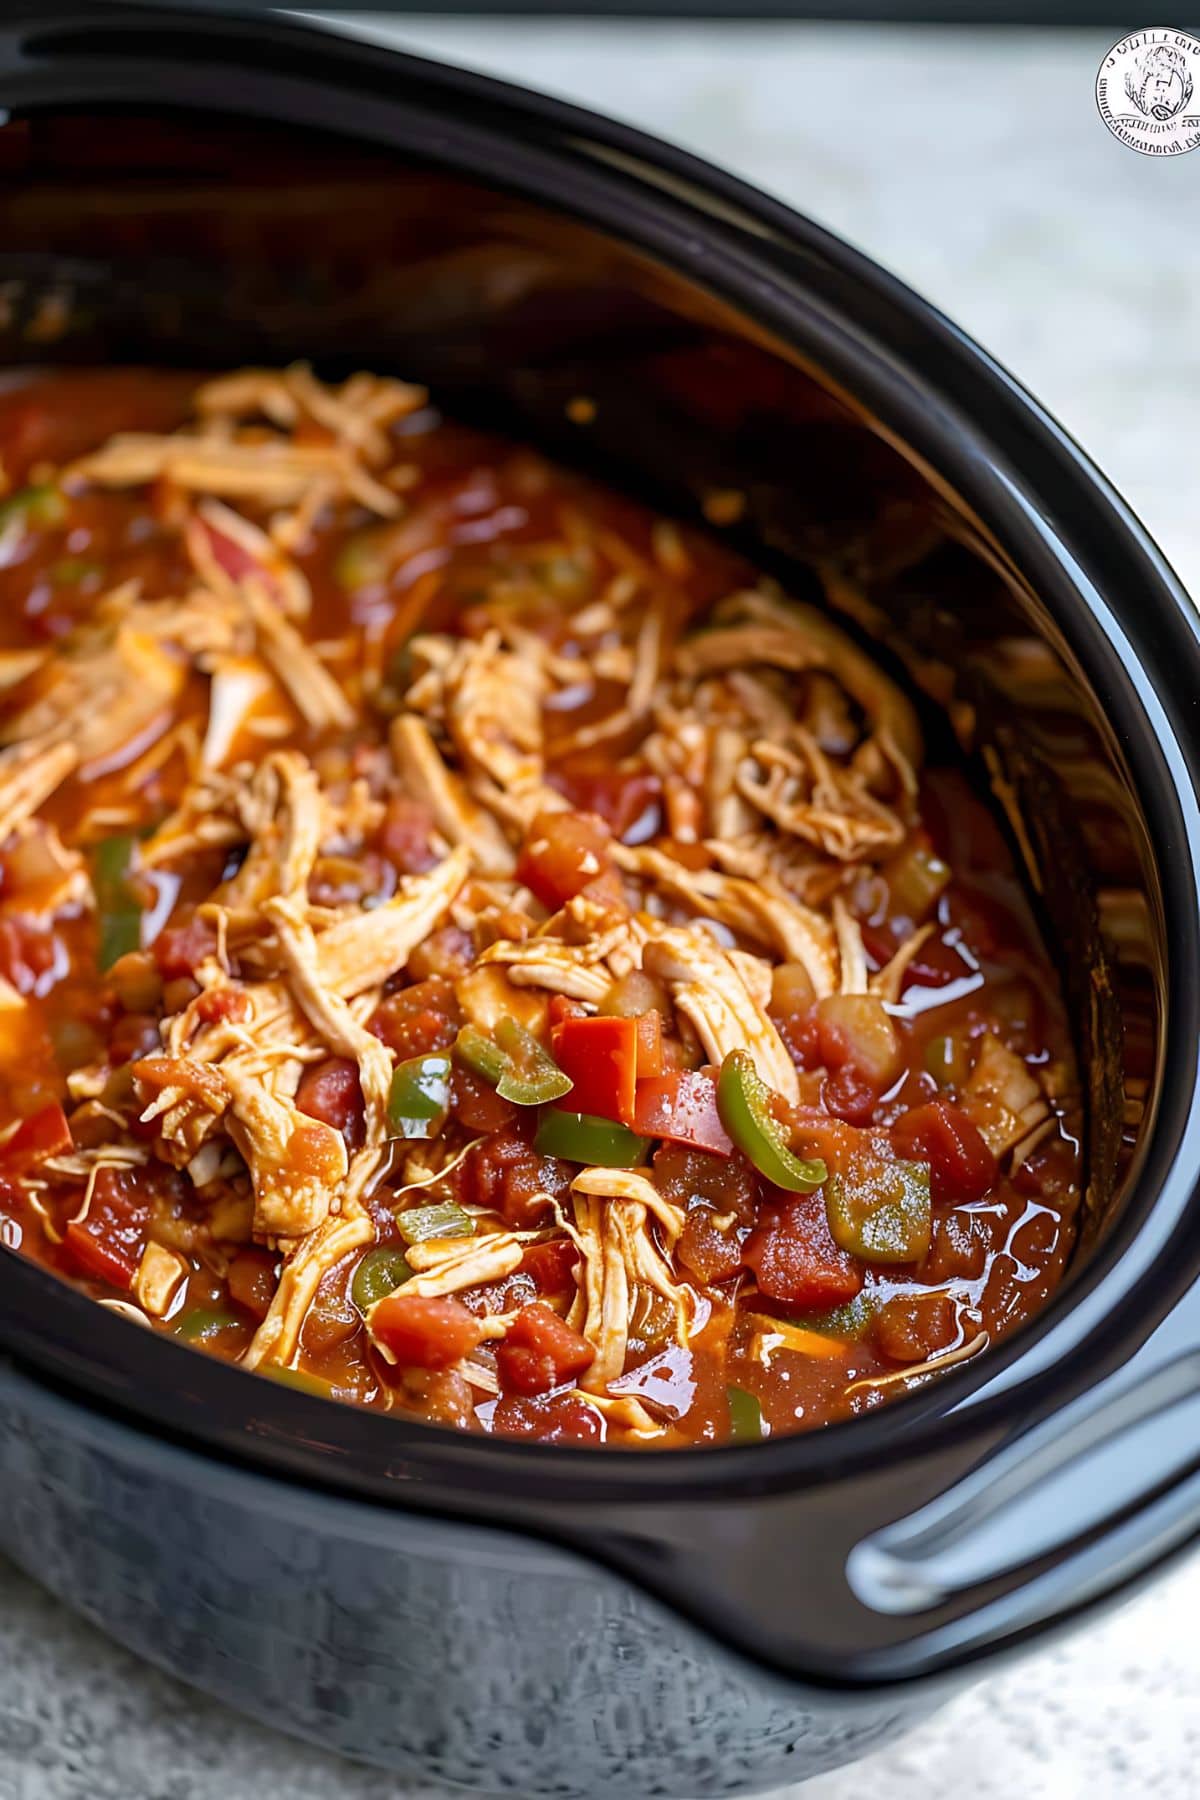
[295,1057,365,1149]
[452,1064,518,1133]
[742,1193,863,1308]
[517,810,621,911]
[552,1014,638,1123]
[520,1237,581,1298]
[153,914,218,980]
[463,1118,573,1228]
[369,977,458,1059]
[652,1142,757,1217]
[1,1101,71,1171]
[496,1300,595,1395]
[378,795,440,876]
[900,933,968,994]
[62,1167,151,1291]
[891,1099,997,1203]
[547,765,662,842]
[677,1208,743,1284]
[0,917,61,994]
[822,1064,880,1127]
[370,1294,485,1369]
[193,987,251,1026]
[490,1390,603,1444]
[227,1247,279,1321]
[633,1069,733,1155]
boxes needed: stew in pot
[0,367,1081,1446]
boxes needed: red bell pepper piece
[634,1010,664,1078]
[62,1167,150,1292]
[632,1070,734,1157]
[551,1015,638,1124]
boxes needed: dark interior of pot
[0,105,1161,1282]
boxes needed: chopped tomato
[777,1009,821,1074]
[652,1142,757,1217]
[822,1063,881,1127]
[227,1247,279,1321]
[634,1009,664,1078]
[742,1193,863,1308]
[900,933,969,994]
[370,1293,485,1369]
[552,1014,638,1123]
[490,1390,602,1444]
[370,977,459,1059]
[496,1300,595,1395]
[452,1063,518,1133]
[465,1118,573,1228]
[1,1101,71,1171]
[295,1057,365,1149]
[378,795,440,876]
[516,810,621,911]
[875,1291,957,1363]
[633,1069,733,1155]
[677,1208,743,1284]
[0,917,60,994]
[547,764,662,842]
[192,987,251,1026]
[520,1238,581,1298]
[63,1167,151,1291]
[153,914,218,980]
[891,1099,997,1203]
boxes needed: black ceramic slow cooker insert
[1,12,1200,1796]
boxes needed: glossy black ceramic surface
[1,10,1199,1794]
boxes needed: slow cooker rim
[0,5,1198,1517]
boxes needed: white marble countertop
[3,17,1198,1799]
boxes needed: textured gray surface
[3,18,1198,1798]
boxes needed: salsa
[0,367,1081,1446]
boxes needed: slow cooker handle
[844,1333,1200,1671]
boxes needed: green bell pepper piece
[727,1385,766,1442]
[455,1018,573,1106]
[175,1306,242,1342]
[387,1052,452,1140]
[534,1108,649,1167]
[50,555,102,586]
[351,1246,414,1314]
[715,1051,827,1193]
[924,1033,969,1087]
[794,1291,876,1340]
[825,1153,931,1264]
[260,1363,336,1399]
[0,482,67,539]
[394,1201,475,1246]
[91,834,143,970]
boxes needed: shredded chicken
[643,923,800,1101]
[391,714,514,875]
[0,740,78,843]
